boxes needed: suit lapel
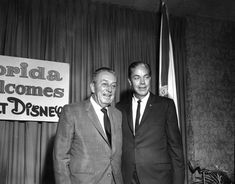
[138,93,154,128]
[126,101,134,134]
[85,100,110,146]
[109,107,117,152]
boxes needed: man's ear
[128,79,132,86]
[90,82,95,93]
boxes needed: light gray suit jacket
[53,98,123,184]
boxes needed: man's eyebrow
[100,79,117,83]
[132,74,150,77]
[132,74,140,77]
[100,79,108,82]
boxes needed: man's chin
[101,99,112,106]
[137,91,148,96]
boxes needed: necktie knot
[101,107,107,114]
[137,100,141,104]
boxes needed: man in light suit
[53,67,123,184]
[116,61,185,184]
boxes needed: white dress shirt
[90,96,108,134]
[132,92,150,134]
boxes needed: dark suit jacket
[53,99,123,184]
[116,93,185,184]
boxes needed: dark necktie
[101,108,112,147]
[135,100,141,132]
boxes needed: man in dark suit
[53,67,123,184]
[116,61,185,184]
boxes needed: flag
[159,1,179,124]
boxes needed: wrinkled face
[90,71,117,107]
[128,64,151,99]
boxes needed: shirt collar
[132,92,150,104]
[90,96,102,110]
[90,96,109,111]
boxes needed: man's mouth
[138,86,146,90]
[103,93,112,98]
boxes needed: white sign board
[0,55,70,122]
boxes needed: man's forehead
[98,72,116,81]
[98,71,114,76]
[100,78,117,83]
[131,70,150,76]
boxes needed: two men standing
[53,62,185,184]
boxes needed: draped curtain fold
[171,16,188,183]
[0,0,186,183]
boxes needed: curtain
[0,0,158,183]
[171,16,188,183]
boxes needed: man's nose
[140,77,145,84]
[106,85,113,92]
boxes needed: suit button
[107,173,111,177]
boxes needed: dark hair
[128,61,151,79]
[92,67,116,82]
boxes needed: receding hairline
[92,67,116,82]
[128,61,151,79]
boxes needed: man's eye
[101,83,109,87]
[133,76,139,80]
[111,84,117,89]
[101,83,116,89]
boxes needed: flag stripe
[160,4,169,87]
[159,2,179,126]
